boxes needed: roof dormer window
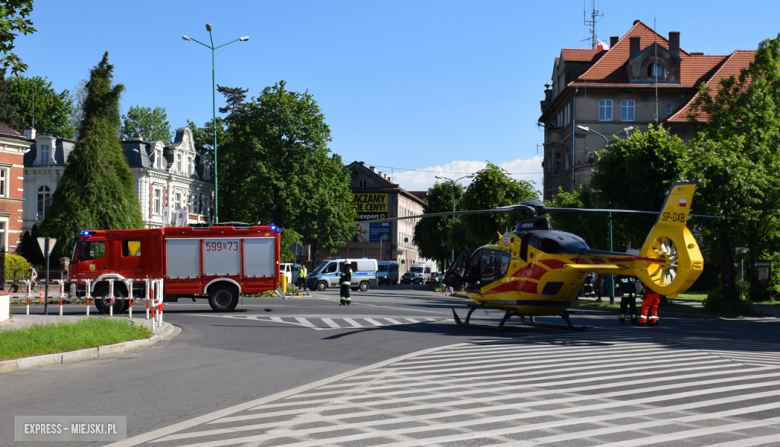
[649,63,665,78]
[40,144,50,165]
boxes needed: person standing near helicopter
[339,265,353,306]
[617,275,639,325]
[640,282,661,326]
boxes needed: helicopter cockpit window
[495,251,512,277]
[481,252,495,277]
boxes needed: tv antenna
[583,0,603,50]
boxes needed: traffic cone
[38,289,44,303]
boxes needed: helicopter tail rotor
[634,181,703,297]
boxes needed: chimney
[370,166,376,173]
[668,31,680,54]
[24,127,35,140]
[629,36,640,55]
[610,36,619,48]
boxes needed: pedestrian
[617,275,639,325]
[28,264,37,290]
[298,264,307,291]
[640,283,661,326]
[440,275,447,296]
[339,266,352,306]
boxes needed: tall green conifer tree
[41,52,143,258]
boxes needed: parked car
[401,272,424,284]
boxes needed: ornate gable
[626,42,681,83]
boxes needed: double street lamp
[183,25,249,224]
[575,125,633,303]
[434,174,474,265]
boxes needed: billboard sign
[369,223,391,242]
[352,193,388,220]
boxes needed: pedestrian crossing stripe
[189,314,446,330]
[117,332,780,446]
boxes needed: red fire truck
[68,224,282,313]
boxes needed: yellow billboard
[352,193,388,213]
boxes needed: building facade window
[599,100,613,121]
[621,100,635,122]
[176,154,181,173]
[0,168,6,197]
[649,63,664,78]
[666,105,673,115]
[554,153,561,174]
[174,192,181,210]
[359,179,367,188]
[40,145,50,165]
[153,188,161,215]
[37,185,51,220]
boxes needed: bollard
[84,279,92,317]
[144,279,150,320]
[126,279,134,319]
[55,280,65,316]
[157,279,164,325]
[107,278,115,318]
[23,280,30,316]
[150,284,156,331]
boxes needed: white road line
[320,318,341,328]
[107,344,466,446]
[706,434,780,446]
[158,382,780,443]
[384,318,403,324]
[363,317,384,326]
[404,318,420,323]
[294,317,316,328]
[343,318,363,328]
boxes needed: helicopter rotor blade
[349,205,536,225]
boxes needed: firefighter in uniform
[339,266,352,306]
[640,282,661,326]
[617,275,639,325]
[582,272,595,297]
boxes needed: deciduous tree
[121,105,172,144]
[0,0,35,75]
[413,181,465,268]
[460,163,538,248]
[40,52,143,258]
[7,75,74,138]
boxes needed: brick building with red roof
[538,20,755,200]
[0,124,30,251]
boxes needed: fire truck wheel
[316,281,327,291]
[208,283,238,312]
[359,281,369,292]
[93,286,127,314]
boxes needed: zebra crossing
[114,332,780,446]
[190,314,447,330]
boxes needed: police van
[306,258,378,292]
[377,260,399,285]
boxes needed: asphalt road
[3,284,780,446]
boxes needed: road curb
[0,322,177,374]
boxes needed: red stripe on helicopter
[511,263,546,280]
[636,256,666,263]
[539,259,567,270]
[481,279,538,296]
[607,257,636,262]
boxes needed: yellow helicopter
[364,180,704,330]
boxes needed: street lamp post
[576,125,633,303]
[435,174,474,267]
[183,25,249,224]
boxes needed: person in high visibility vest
[617,275,639,325]
[640,283,661,326]
[339,266,352,306]
[582,272,595,297]
[298,264,307,291]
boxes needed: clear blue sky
[15,0,780,192]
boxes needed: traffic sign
[37,237,57,257]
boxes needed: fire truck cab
[69,224,281,313]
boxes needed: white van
[377,260,399,285]
[306,258,378,292]
[410,261,437,283]
[280,263,300,286]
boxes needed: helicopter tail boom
[634,180,704,298]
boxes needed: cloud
[390,157,544,195]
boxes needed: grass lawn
[676,292,708,302]
[0,318,153,361]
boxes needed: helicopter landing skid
[452,306,590,331]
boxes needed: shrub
[703,287,755,314]
[5,253,30,280]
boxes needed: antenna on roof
[583,0,603,50]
